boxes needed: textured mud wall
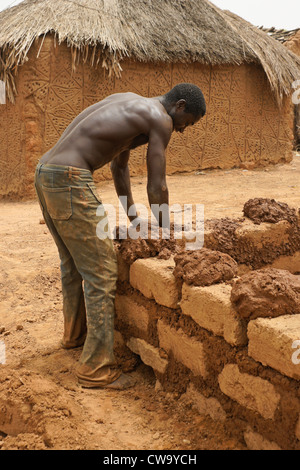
[0,35,294,199]
[284,31,300,150]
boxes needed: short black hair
[164,83,206,118]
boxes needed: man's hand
[127,216,149,239]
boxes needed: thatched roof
[1,0,300,103]
[259,26,300,44]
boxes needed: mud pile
[115,218,245,266]
[114,223,184,264]
[206,202,300,269]
[115,198,300,271]
[115,237,179,265]
[206,217,245,251]
[243,198,298,225]
[0,366,90,450]
[173,248,238,287]
[231,268,300,320]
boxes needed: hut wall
[284,31,300,150]
[0,36,294,199]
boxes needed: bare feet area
[0,153,299,451]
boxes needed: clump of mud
[115,238,179,265]
[231,268,300,320]
[206,217,245,253]
[243,198,298,225]
[114,223,184,264]
[205,210,300,270]
[173,248,238,287]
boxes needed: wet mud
[173,248,238,287]
[114,223,185,264]
[205,211,300,270]
[243,198,298,225]
[231,268,300,320]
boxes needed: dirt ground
[0,152,299,451]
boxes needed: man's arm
[110,151,137,223]
[146,123,172,228]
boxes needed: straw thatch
[259,26,300,44]
[0,0,300,103]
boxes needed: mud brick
[157,320,208,378]
[248,315,300,380]
[126,337,168,374]
[244,428,281,450]
[116,253,130,282]
[238,251,300,275]
[270,251,300,274]
[180,283,247,346]
[115,294,149,333]
[234,219,290,246]
[129,258,179,308]
[218,364,280,420]
[181,383,226,421]
[204,219,290,253]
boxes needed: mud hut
[262,27,300,150]
[0,0,300,199]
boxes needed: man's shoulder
[106,93,167,119]
[139,98,172,132]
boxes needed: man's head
[161,83,206,133]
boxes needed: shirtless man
[35,83,206,390]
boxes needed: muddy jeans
[34,163,121,386]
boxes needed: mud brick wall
[0,35,294,199]
[114,217,300,450]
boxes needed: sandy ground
[0,152,299,450]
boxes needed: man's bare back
[40,92,172,172]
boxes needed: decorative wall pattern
[0,36,294,199]
[284,32,300,149]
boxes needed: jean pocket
[42,186,72,220]
[87,182,102,204]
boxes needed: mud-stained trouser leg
[34,177,87,348]
[60,251,87,348]
[74,235,119,387]
[34,163,121,387]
